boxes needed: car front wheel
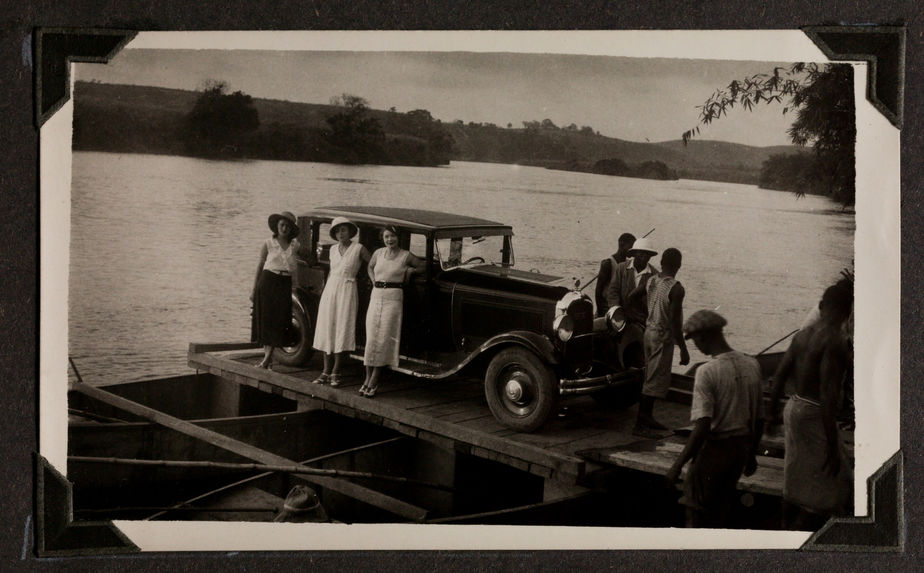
[484,347,558,433]
[275,304,315,366]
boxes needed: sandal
[364,385,377,398]
[358,384,369,395]
[329,373,341,387]
[312,373,330,385]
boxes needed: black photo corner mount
[802,25,905,129]
[801,451,904,551]
[35,454,139,557]
[34,28,138,128]
[796,23,905,551]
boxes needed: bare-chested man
[767,282,853,530]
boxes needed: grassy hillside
[73,81,801,183]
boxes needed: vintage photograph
[41,30,898,550]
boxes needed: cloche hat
[268,211,299,235]
[329,216,359,240]
[628,237,658,256]
[683,309,728,339]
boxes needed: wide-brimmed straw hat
[268,211,299,235]
[628,237,658,256]
[329,216,359,240]
[272,485,330,523]
[683,309,728,339]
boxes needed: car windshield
[435,234,513,270]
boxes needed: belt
[267,269,290,276]
[374,281,403,289]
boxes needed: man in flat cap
[665,309,764,528]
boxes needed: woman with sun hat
[251,210,301,369]
[312,217,370,386]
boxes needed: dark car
[277,206,643,432]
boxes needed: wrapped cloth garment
[783,394,853,516]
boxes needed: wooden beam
[71,384,430,521]
[188,342,261,354]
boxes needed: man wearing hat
[665,309,764,528]
[595,232,636,317]
[603,236,659,326]
[273,485,331,523]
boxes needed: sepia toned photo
[39,30,900,551]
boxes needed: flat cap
[683,309,727,339]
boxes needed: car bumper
[558,367,643,395]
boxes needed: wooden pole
[145,436,407,521]
[76,506,277,514]
[69,455,455,492]
[755,328,800,356]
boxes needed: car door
[400,230,434,360]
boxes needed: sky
[77,49,798,147]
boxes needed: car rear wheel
[275,304,315,366]
[484,347,558,433]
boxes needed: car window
[435,235,510,270]
[409,232,428,259]
[316,222,335,263]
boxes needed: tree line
[182,83,453,166]
[73,80,806,189]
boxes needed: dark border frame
[3,3,918,570]
[33,25,905,556]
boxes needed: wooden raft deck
[188,342,783,494]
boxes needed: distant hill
[72,81,802,184]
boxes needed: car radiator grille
[564,297,594,371]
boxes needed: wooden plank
[71,383,430,522]
[577,442,783,496]
[189,350,585,480]
[189,342,261,353]
[411,398,483,418]
[655,441,785,470]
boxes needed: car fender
[477,331,560,366]
[399,331,560,381]
[292,287,319,319]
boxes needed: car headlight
[553,314,574,342]
[606,305,628,333]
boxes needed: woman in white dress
[360,225,424,397]
[312,217,370,386]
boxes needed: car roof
[303,206,512,234]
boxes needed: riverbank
[73,81,800,184]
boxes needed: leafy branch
[682,62,856,206]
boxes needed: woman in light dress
[251,211,301,369]
[360,225,425,397]
[312,217,370,386]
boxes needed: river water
[68,151,854,386]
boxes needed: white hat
[329,216,359,240]
[629,237,657,256]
